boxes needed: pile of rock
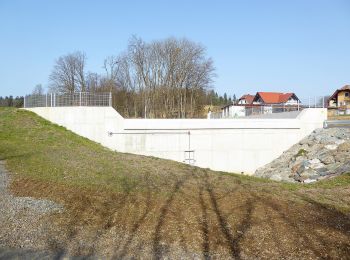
[255,128,350,183]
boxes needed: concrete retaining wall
[25,107,327,174]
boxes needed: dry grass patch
[10,172,350,259]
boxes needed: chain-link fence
[24,92,112,108]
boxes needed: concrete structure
[25,107,327,174]
[221,105,246,118]
[237,94,255,105]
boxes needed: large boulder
[254,128,350,182]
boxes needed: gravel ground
[0,161,64,258]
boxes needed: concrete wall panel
[25,107,327,174]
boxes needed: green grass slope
[0,107,208,192]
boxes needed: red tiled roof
[278,93,294,103]
[255,92,297,104]
[239,94,255,104]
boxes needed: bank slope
[0,107,349,259]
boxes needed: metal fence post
[45,94,48,107]
[79,92,82,106]
[109,92,112,107]
[323,96,325,108]
[53,93,56,107]
[23,95,26,108]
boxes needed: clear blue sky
[0,0,349,98]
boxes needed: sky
[0,0,349,99]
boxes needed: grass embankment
[0,107,349,258]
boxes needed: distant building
[221,103,245,118]
[328,85,350,108]
[220,91,300,118]
[328,85,350,115]
[237,94,254,105]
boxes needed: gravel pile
[255,128,350,182]
[0,160,64,253]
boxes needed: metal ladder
[184,150,196,165]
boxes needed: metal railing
[212,96,328,119]
[24,92,112,108]
[245,104,300,117]
[298,96,327,109]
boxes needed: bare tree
[47,38,215,118]
[103,56,120,82]
[32,84,45,95]
[100,55,123,92]
[118,36,215,118]
[86,72,100,92]
[74,52,87,91]
[49,51,87,93]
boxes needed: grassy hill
[0,107,349,258]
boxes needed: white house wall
[285,99,299,105]
[25,107,327,174]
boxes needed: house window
[345,92,349,97]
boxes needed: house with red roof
[327,85,350,115]
[328,85,350,108]
[252,92,300,105]
[237,94,255,105]
[220,91,300,118]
